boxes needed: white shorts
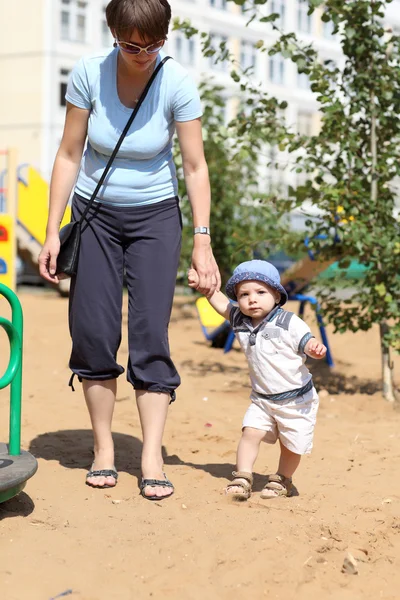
[242,387,319,455]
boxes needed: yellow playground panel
[0,214,15,289]
[195,296,226,329]
[195,297,235,353]
[18,166,71,245]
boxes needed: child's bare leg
[277,440,301,477]
[261,440,301,498]
[226,427,266,496]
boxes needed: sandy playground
[0,290,400,600]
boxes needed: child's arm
[304,338,327,360]
[188,269,231,320]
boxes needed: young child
[188,259,326,500]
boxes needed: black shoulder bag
[56,56,171,277]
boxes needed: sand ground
[1,291,400,600]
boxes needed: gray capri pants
[68,193,182,400]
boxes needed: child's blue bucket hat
[225,259,288,305]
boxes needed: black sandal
[140,473,174,501]
[86,466,118,489]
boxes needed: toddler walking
[188,260,326,500]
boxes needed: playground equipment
[290,292,334,367]
[0,149,71,294]
[0,283,37,503]
[195,297,235,353]
[280,236,336,366]
[0,149,17,290]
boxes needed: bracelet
[194,226,210,236]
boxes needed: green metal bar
[0,283,23,456]
[0,317,21,387]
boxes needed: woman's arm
[38,103,89,283]
[176,118,221,297]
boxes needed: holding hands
[189,244,220,298]
[187,267,199,288]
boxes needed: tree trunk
[379,321,397,403]
[369,85,397,403]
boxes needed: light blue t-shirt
[65,49,202,206]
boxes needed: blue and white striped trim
[275,310,294,331]
[254,378,313,402]
[299,333,314,354]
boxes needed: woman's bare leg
[83,379,117,487]
[136,390,172,499]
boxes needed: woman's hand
[38,233,62,284]
[191,236,221,297]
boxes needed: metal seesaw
[0,283,37,503]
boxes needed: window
[268,54,285,85]
[60,0,87,43]
[59,68,70,107]
[297,111,313,135]
[208,34,229,72]
[322,16,335,38]
[270,0,285,29]
[297,0,312,34]
[102,6,112,47]
[76,13,86,43]
[61,10,70,40]
[297,71,310,90]
[175,33,196,67]
[102,19,111,47]
[210,0,227,9]
[240,40,256,72]
[266,146,286,195]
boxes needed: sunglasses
[114,39,165,55]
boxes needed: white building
[0,0,399,188]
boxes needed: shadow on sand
[28,429,292,495]
[0,491,35,520]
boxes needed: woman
[38,0,220,500]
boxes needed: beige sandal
[260,473,293,499]
[225,471,253,501]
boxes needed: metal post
[0,283,23,455]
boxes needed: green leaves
[260,13,280,23]
[345,27,356,39]
[375,283,387,298]
[173,1,400,356]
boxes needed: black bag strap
[77,55,171,225]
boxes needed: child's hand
[305,338,327,359]
[188,268,199,289]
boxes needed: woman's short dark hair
[106,0,171,42]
